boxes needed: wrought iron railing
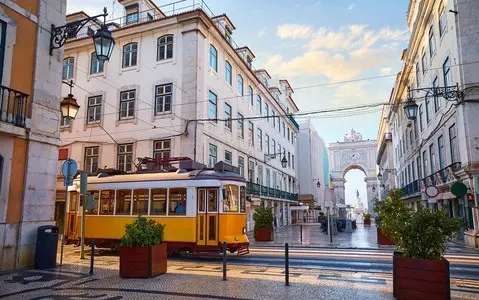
[246,182,298,201]
[0,85,30,128]
[401,180,420,198]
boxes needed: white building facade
[378,0,479,247]
[57,0,299,232]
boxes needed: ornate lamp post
[60,80,80,120]
[264,153,288,168]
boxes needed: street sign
[427,197,437,204]
[62,159,78,187]
[425,185,439,198]
[451,182,467,197]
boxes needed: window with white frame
[84,146,99,173]
[248,160,254,182]
[90,52,104,74]
[225,61,232,85]
[449,123,459,163]
[87,95,102,124]
[428,25,436,57]
[415,62,420,87]
[443,56,452,88]
[0,21,5,84]
[433,77,440,112]
[153,139,171,159]
[421,52,426,74]
[155,84,172,115]
[425,96,431,123]
[238,156,244,177]
[118,143,133,172]
[119,90,135,120]
[208,144,217,167]
[257,128,262,150]
[237,74,244,96]
[438,135,446,169]
[256,95,262,114]
[237,113,244,139]
[248,86,253,106]
[248,121,254,146]
[62,57,74,80]
[208,90,217,120]
[266,168,270,187]
[157,35,173,61]
[272,110,276,127]
[429,143,436,173]
[224,103,232,131]
[265,103,269,120]
[439,6,447,36]
[209,44,217,71]
[282,122,285,137]
[265,134,270,154]
[422,150,428,176]
[225,150,232,164]
[271,139,276,156]
[257,165,263,185]
[122,43,138,68]
[419,104,424,131]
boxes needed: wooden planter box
[393,252,450,300]
[364,219,371,225]
[254,227,274,241]
[120,243,167,278]
[377,227,395,245]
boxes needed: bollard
[222,241,227,281]
[300,224,303,245]
[285,243,289,286]
[89,241,95,275]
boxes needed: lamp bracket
[264,152,284,162]
[50,7,108,55]
[380,168,397,175]
[408,83,462,103]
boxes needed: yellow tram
[64,159,249,255]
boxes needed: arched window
[122,43,138,68]
[157,35,173,61]
[90,52,104,74]
[62,57,74,79]
[209,44,217,71]
[225,61,232,85]
[237,74,244,96]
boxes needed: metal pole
[329,211,333,243]
[300,224,302,245]
[89,241,95,275]
[80,194,85,259]
[60,185,68,266]
[222,241,227,281]
[285,243,289,286]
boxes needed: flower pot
[120,242,167,278]
[393,252,450,300]
[377,227,394,245]
[254,227,274,241]
[364,219,371,225]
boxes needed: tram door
[196,188,219,246]
[65,192,79,239]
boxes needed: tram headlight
[242,227,246,234]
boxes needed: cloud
[258,27,266,39]
[276,24,313,39]
[333,82,389,106]
[348,3,356,10]
[380,67,393,76]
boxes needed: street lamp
[316,181,321,188]
[403,98,418,120]
[377,168,396,181]
[60,80,80,120]
[50,7,115,62]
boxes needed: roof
[255,69,271,79]
[118,0,164,15]
[269,86,282,94]
[66,11,90,19]
[211,13,236,30]
[236,46,256,58]
[280,79,294,93]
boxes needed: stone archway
[328,129,378,216]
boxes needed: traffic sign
[425,185,439,198]
[62,159,78,187]
[451,182,467,197]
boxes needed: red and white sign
[425,185,439,198]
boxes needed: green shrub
[376,189,461,260]
[120,216,165,247]
[363,212,371,221]
[253,206,274,229]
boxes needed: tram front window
[223,185,239,212]
[169,188,187,215]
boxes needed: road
[170,246,479,280]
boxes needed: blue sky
[67,0,410,208]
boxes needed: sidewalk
[248,224,479,254]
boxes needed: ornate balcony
[246,182,298,201]
[0,85,30,128]
[401,180,421,198]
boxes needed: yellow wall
[1,1,38,224]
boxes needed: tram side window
[85,191,99,215]
[116,189,132,215]
[133,189,149,215]
[223,185,239,212]
[169,188,187,215]
[100,190,114,215]
[151,188,167,215]
[240,186,246,213]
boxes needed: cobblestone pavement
[0,245,477,299]
[248,224,479,254]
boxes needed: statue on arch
[344,128,363,142]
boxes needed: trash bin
[34,225,59,269]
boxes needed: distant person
[175,202,186,213]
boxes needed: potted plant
[119,216,167,278]
[380,189,461,299]
[373,200,395,246]
[253,206,274,241]
[363,212,371,225]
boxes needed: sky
[66,0,410,209]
